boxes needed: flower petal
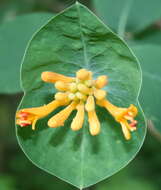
[120,121,131,140]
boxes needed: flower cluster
[16,69,138,140]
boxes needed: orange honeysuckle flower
[97,99,138,140]
[16,99,68,130]
[48,101,77,128]
[16,68,138,140]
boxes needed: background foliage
[0,0,161,190]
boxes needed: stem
[117,0,133,39]
[148,120,161,143]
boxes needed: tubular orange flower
[16,68,138,140]
[48,101,77,128]
[16,99,66,130]
[97,99,138,140]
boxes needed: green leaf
[0,12,54,94]
[0,0,35,24]
[93,0,161,34]
[132,44,161,134]
[16,3,146,188]
[95,162,158,190]
[134,27,161,45]
[0,176,16,190]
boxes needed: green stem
[118,0,133,39]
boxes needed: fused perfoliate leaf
[16,2,146,188]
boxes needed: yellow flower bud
[88,110,100,136]
[77,83,91,94]
[95,75,108,88]
[84,80,93,87]
[75,92,87,101]
[94,89,107,100]
[76,69,90,80]
[68,93,77,100]
[69,82,77,92]
[85,95,95,111]
[71,102,84,131]
[55,81,69,91]
[55,92,69,102]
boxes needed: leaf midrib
[76,3,89,188]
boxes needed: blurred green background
[0,0,161,190]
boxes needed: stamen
[120,121,131,140]
[20,112,29,118]
[32,118,38,130]
[128,111,133,116]
[129,120,137,130]
[17,119,31,127]
[124,115,134,122]
[20,122,31,127]
[71,102,85,131]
